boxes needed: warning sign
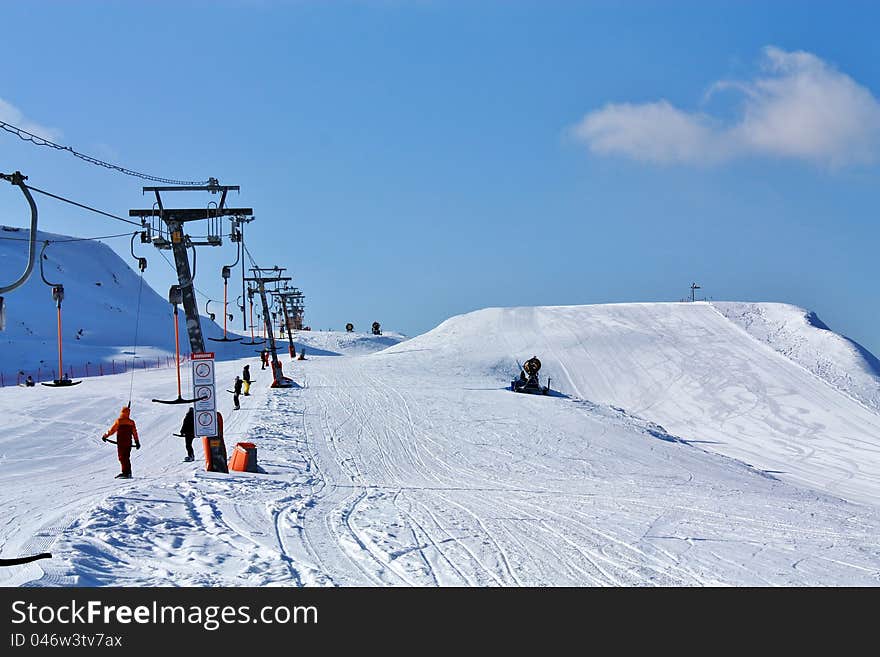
[193,360,215,386]
[192,353,217,437]
[196,409,217,437]
[194,385,214,411]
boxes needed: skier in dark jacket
[232,376,242,410]
[102,406,140,479]
[260,349,270,370]
[242,365,251,396]
[180,407,195,461]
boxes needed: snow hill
[0,225,181,374]
[378,302,880,507]
[0,226,404,380]
[714,302,880,412]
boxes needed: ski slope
[382,303,880,507]
[1,303,880,586]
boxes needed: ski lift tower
[282,286,305,331]
[273,284,305,358]
[245,267,293,387]
[129,180,253,354]
[690,282,701,303]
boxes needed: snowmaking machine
[511,356,551,395]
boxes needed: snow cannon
[345,322,354,333]
[372,321,381,335]
[512,356,551,395]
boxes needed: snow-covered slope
[286,329,407,357]
[713,302,880,412]
[0,225,179,372]
[378,302,880,506]
[3,301,880,586]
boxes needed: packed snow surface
[2,299,880,586]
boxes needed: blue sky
[1,1,878,353]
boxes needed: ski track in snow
[2,310,880,585]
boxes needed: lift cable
[0,230,136,243]
[128,269,145,407]
[0,119,209,186]
[24,184,142,227]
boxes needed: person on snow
[180,407,195,462]
[102,406,140,479]
[24,375,35,387]
[232,376,242,410]
[242,364,251,396]
[260,348,270,370]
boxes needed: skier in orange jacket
[102,406,140,479]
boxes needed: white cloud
[0,97,61,142]
[571,47,880,167]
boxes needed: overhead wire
[0,230,136,243]
[0,118,209,186]
[24,184,142,226]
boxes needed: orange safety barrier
[229,442,258,473]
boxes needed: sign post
[192,352,227,473]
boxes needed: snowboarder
[180,407,195,462]
[102,406,140,479]
[242,364,251,396]
[24,375,34,387]
[232,376,242,410]
[260,348,270,370]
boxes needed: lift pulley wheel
[168,285,183,306]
